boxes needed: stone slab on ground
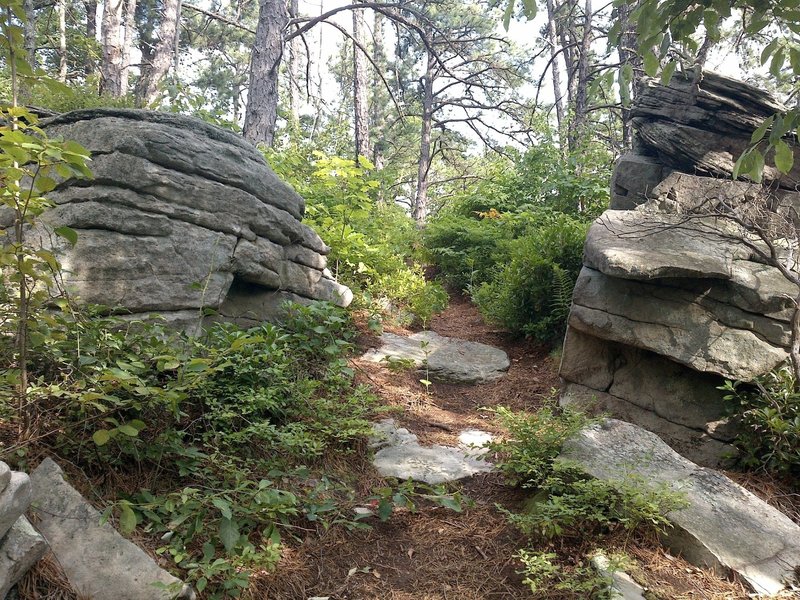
[0,473,31,541]
[362,331,509,384]
[370,419,494,484]
[0,516,48,599]
[30,458,193,600]
[591,554,647,600]
[559,420,800,595]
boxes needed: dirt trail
[255,294,750,600]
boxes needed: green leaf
[118,424,139,437]
[54,226,78,246]
[219,517,240,553]
[751,116,774,144]
[775,140,794,174]
[521,0,536,20]
[660,61,677,86]
[92,429,111,446]
[212,497,233,520]
[643,49,659,77]
[502,0,515,31]
[118,502,137,535]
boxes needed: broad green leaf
[660,61,677,86]
[118,502,137,534]
[775,140,794,174]
[118,424,139,437]
[751,116,774,144]
[643,50,659,77]
[212,497,233,520]
[54,226,78,246]
[92,429,111,446]
[219,517,240,553]
[502,0,515,30]
[521,0,536,20]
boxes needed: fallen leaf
[372,570,381,579]
[347,567,357,577]
[407,548,415,559]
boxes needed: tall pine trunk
[243,0,288,146]
[545,0,564,134]
[135,0,181,106]
[352,4,371,162]
[84,0,97,75]
[100,0,126,95]
[413,50,435,224]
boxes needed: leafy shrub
[489,405,685,540]
[721,365,800,476]
[267,149,447,325]
[1,301,379,597]
[472,212,587,342]
[516,550,613,598]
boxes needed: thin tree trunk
[57,0,67,81]
[371,10,385,170]
[23,0,36,69]
[569,0,592,152]
[135,0,181,106]
[120,0,137,94]
[413,50,435,224]
[545,0,564,133]
[84,0,97,75]
[352,4,371,162]
[100,0,125,95]
[288,0,300,129]
[617,2,639,150]
[243,0,288,146]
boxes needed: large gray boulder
[4,109,351,330]
[30,458,193,600]
[560,420,800,596]
[559,72,800,466]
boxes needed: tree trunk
[568,0,592,152]
[413,50,435,224]
[352,4,371,162]
[84,0,97,75]
[23,0,36,69]
[100,0,125,95]
[287,0,300,129]
[120,0,137,93]
[135,0,181,106]
[243,0,288,146]
[617,2,639,150]
[371,10,386,170]
[545,0,564,135]
[57,0,67,81]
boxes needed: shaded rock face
[9,109,351,330]
[560,73,798,466]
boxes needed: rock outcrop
[30,458,193,600]
[0,461,47,598]
[560,72,798,466]
[3,109,351,331]
[561,420,800,595]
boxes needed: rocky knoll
[3,109,351,330]
[560,72,798,466]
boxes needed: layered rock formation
[3,109,351,330]
[560,73,798,466]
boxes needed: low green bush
[489,405,686,540]
[720,364,800,476]
[472,212,588,342]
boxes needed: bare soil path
[254,293,751,600]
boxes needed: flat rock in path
[560,420,800,596]
[0,516,48,599]
[370,419,494,484]
[30,458,193,600]
[362,331,510,384]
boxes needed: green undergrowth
[0,301,461,598]
[488,403,687,598]
[266,149,448,327]
[721,364,800,477]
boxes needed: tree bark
[135,0,181,106]
[23,0,36,69]
[545,0,564,134]
[57,0,67,81]
[243,0,288,146]
[568,0,592,152]
[352,4,371,162]
[100,0,125,95]
[120,0,137,93]
[84,0,97,75]
[371,10,386,170]
[617,2,639,150]
[287,0,300,129]
[413,50,435,224]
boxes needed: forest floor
[251,293,757,600]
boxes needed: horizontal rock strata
[560,72,799,466]
[3,109,351,330]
